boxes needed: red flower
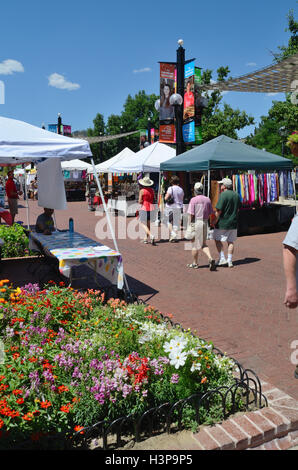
[74,425,84,434]
[60,405,70,413]
[58,385,69,394]
[40,400,52,409]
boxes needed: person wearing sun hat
[212,177,241,268]
[138,175,157,245]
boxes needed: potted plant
[286,131,298,157]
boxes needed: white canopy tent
[0,116,91,163]
[108,141,176,173]
[61,159,93,172]
[0,116,130,293]
[88,147,135,174]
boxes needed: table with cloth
[29,231,124,289]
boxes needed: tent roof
[160,135,294,172]
[0,116,92,164]
[89,147,135,173]
[61,159,93,171]
[108,142,176,173]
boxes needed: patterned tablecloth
[29,231,124,289]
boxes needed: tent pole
[207,170,210,198]
[24,173,30,230]
[91,158,131,296]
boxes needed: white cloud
[133,67,151,74]
[266,92,279,96]
[0,59,24,75]
[246,62,257,67]
[48,73,80,91]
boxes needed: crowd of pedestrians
[137,175,241,271]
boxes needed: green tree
[86,113,106,164]
[245,9,298,165]
[200,66,255,141]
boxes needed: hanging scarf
[253,174,258,203]
[288,171,294,197]
[262,175,268,203]
[270,173,278,201]
[237,174,242,201]
[240,175,245,202]
[249,174,255,205]
[258,175,264,206]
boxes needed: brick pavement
[14,200,298,403]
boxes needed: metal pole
[176,45,185,157]
[90,157,131,295]
[57,114,62,135]
[23,172,30,230]
[207,170,210,198]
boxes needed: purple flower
[170,374,180,384]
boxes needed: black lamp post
[175,40,186,156]
[147,117,152,145]
[57,113,62,135]
[278,126,288,157]
[99,133,103,162]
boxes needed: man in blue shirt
[35,208,55,235]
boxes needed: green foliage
[245,96,298,165]
[0,224,31,258]
[274,9,298,61]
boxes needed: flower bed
[0,280,261,449]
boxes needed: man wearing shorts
[213,178,240,268]
[5,171,21,224]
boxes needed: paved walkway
[15,200,298,402]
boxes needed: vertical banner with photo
[183,61,195,123]
[183,61,195,144]
[159,63,176,143]
[194,67,203,144]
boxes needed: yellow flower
[15,287,22,296]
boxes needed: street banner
[48,124,58,133]
[182,120,195,143]
[159,63,176,143]
[63,125,72,136]
[194,67,204,144]
[183,61,195,123]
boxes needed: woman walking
[164,175,184,242]
[138,175,156,245]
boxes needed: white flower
[190,362,202,372]
[164,337,187,354]
[169,351,188,369]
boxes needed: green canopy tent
[160,135,294,172]
[160,135,296,232]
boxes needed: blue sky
[0,0,297,138]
